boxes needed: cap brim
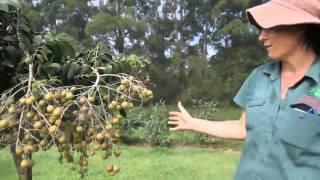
[246,2,320,28]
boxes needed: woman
[168,0,320,179]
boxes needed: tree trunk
[115,29,125,54]
[10,144,32,180]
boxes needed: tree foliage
[0,1,153,179]
[15,0,267,105]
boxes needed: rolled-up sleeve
[233,69,257,109]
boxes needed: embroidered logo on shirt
[308,85,320,98]
[291,86,320,115]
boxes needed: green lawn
[0,106,242,180]
[0,145,240,180]
[125,106,244,151]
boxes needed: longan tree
[0,1,153,179]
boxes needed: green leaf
[1,59,14,68]
[1,0,22,9]
[39,46,52,62]
[62,63,71,80]
[101,52,113,63]
[0,3,9,12]
[55,40,75,62]
[32,35,43,45]
[55,33,77,46]
[36,54,44,63]
[111,63,121,73]
[19,24,31,34]
[97,66,111,74]
[67,62,80,80]
[4,45,20,63]
[46,40,62,62]
[45,63,62,73]
[36,63,43,76]
[3,35,17,42]
[61,41,75,58]
[18,31,32,51]
[121,61,132,72]
[80,64,92,75]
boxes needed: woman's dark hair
[302,24,320,55]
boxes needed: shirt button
[254,175,262,180]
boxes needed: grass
[211,107,242,121]
[0,106,243,179]
[169,106,243,150]
[0,145,240,180]
[163,105,242,121]
[124,106,243,150]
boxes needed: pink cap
[246,0,320,28]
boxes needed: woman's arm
[168,102,247,140]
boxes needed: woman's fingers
[178,101,189,115]
[167,121,179,125]
[168,102,190,132]
[168,118,180,131]
[169,126,180,131]
[168,116,180,121]
[169,111,180,116]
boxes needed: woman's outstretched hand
[168,101,197,131]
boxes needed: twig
[16,63,33,146]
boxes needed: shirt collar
[305,56,320,84]
[263,56,320,83]
[263,61,280,81]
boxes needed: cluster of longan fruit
[0,76,153,177]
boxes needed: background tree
[85,0,148,54]
[209,0,266,104]
[20,0,268,106]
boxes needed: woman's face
[258,25,305,60]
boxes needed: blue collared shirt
[233,56,320,180]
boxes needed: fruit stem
[93,70,100,88]
[0,83,27,114]
[26,63,33,96]
[15,110,24,146]
[16,62,33,146]
[82,69,100,95]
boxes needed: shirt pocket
[247,99,266,107]
[246,99,267,131]
[279,107,320,150]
